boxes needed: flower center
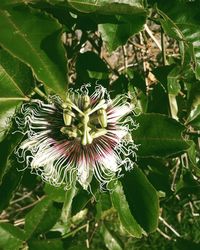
[60,94,108,145]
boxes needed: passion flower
[15,85,138,190]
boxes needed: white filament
[15,86,138,191]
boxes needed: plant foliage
[0,0,200,249]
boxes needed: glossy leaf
[109,75,129,98]
[0,223,25,250]
[0,5,67,99]
[44,184,66,203]
[167,66,181,95]
[132,113,190,157]
[25,197,61,238]
[157,9,184,41]
[99,14,146,51]
[101,223,123,250]
[0,162,23,212]
[121,168,159,233]
[75,51,109,87]
[28,239,64,250]
[67,0,146,15]
[0,128,24,183]
[176,171,200,195]
[0,48,34,140]
[111,181,143,238]
[96,192,112,220]
[157,2,200,80]
[186,104,200,128]
[148,65,175,114]
[147,83,169,115]
[72,189,91,215]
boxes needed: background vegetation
[0,0,200,249]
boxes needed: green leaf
[176,171,200,195]
[44,184,66,203]
[157,2,200,80]
[101,223,123,250]
[143,158,171,195]
[148,65,175,114]
[110,181,143,238]
[147,83,169,114]
[75,51,109,87]
[121,168,159,233]
[0,5,67,99]
[186,104,200,128]
[167,66,181,95]
[0,0,66,8]
[30,1,75,29]
[157,9,184,41]
[175,238,200,250]
[0,223,25,250]
[67,0,146,15]
[99,14,146,51]
[96,192,112,220]
[0,127,23,183]
[25,197,61,238]
[71,189,91,215]
[28,239,64,250]
[132,113,190,157]
[109,75,129,98]
[0,162,23,212]
[0,48,34,140]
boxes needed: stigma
[61,94,108,145]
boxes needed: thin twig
[62,224,87,238]
[122,45,128,74]
[14,196,44,213]
[139,32,149,89]
[161,28,167,66]
[14,218,25,226]
[171,158,180,191]
[0,219,9,223]
[144,24,162,51]
[118,63,138,73]
[159,216,181,237]
[89,222,99,245]
[128,40,145,50]
[10,191,33,205]
[157,227,172,240]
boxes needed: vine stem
[32,86,49,101]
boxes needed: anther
[63,108,73,126]
[82,95,90,110]
[60,127,77,138]
[91,128,107,139]
[97,108,107,128]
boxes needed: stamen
[97,108,107,128]
[65,98,84,116]
[82,95,90,110]
[91,129,107,139]
[88,99,107,115]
